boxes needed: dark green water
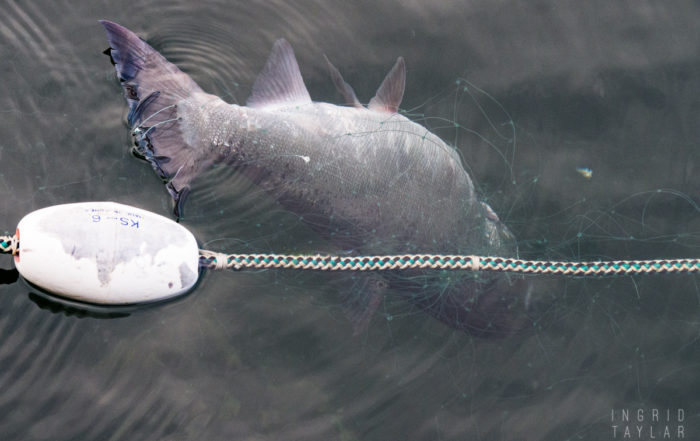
[0,1,698,440]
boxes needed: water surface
[1,1,699,440]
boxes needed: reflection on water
[0,1,699,440]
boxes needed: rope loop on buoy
[199,250,231,271]
[0,234,18,256]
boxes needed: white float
[14,202,200,304]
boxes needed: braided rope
[0,234,18,256]
[2,234,697,276]
[198,251,700,276]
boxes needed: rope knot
[200,250,230,270]
[469,255,481,271]
[212,252,229,270]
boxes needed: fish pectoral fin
[368,57,405,114]
[246,39,312,109]
[339,275,388,335]
[323,55,362,108]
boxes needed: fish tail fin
[100,20,205,217]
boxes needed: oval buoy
[15,202,199,304]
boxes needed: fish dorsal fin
[369,57,405,114]
[324,55,362,108]
[247,39,312,109]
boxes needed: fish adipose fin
[323,55,362,108]
[246,39,312,109]
[100,20,204,217]
[368,57,405,114]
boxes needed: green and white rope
[0,234,18,256]
[3,232,698,276]
[198,249,700,276]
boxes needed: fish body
[101,21,530,335]
[181,98,515,257]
